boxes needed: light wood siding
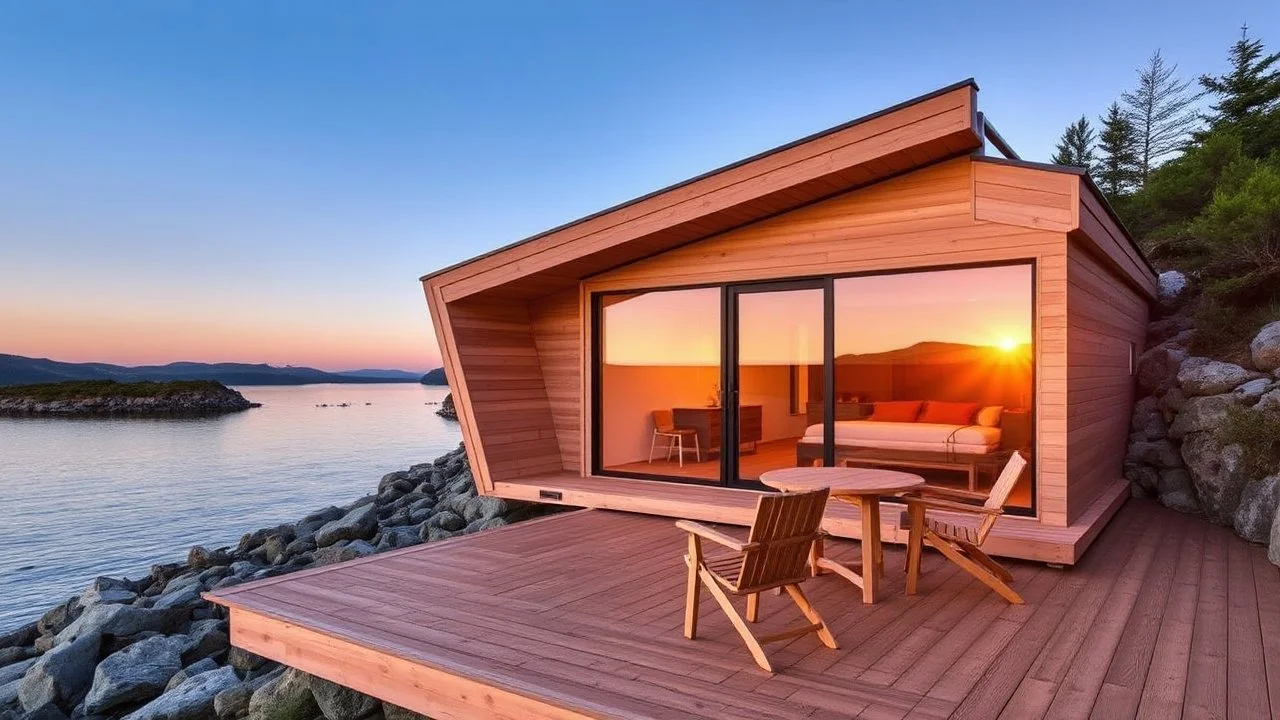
[1077,187,1158,298]
[973,162,1077,232]
[529,289,583,472]
[583,157,1070,527]
[430,85,979,302]
[446,295,564,488]
[1066,238,1148,524]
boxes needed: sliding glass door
[727,282,827,485]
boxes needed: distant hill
[333,369,423,381]
[420,368,448,385]
[0,354,423,387]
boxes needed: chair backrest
[652,409,675,433]
[977,451,1028,542]
[734,488,830,593]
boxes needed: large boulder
[79,578,139,608]
[1126,439,1183,469]
[183,620,230,664]
[1235,476,1280,545]
[308,677,378,720]
[1130,396,1167,440]
[84,635,188,714]
[1137,343,1188,396]
[1178,358,1265,397]
[247,668,316,720]
[1181,433,1250,525]
[1168,394,1241,439]
[56,604,185,645]
[461,496,507,523]
[0,658,37,687]
[1157,469,1201,514]
[123,666,239,720]
[0,623,37,651]
[17,632,100,711]
[1258,389,1280,413]
[1157,270,1188,307]
[314,505,377,548]
[1270,507,1280,566]
[1252,321,1280,373]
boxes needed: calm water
[0,383,460,631]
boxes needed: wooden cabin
[422,79,1156,564]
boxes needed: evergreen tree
[1122,50,1200,184]
[1051,115,1096,172]
[1096,103,1141,197]
[1200,25,1280,126]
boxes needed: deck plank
[208,500,1280,720]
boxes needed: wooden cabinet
[1000,409,1033,451]
[673,405,762,455]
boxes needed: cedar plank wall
[584,157,1072,527]
[446,295,565,487]
[528,289,583,472]
[1064,241,1147,523]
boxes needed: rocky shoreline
[0,382,258,418]
[0,445,555,720]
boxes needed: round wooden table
[759,467,925,604]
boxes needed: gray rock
[311,546,359,567]
[314,505,378,548]
[212,683,252,720]
[1138,343,1188,395]
[225,649,266,675]
[58,605,186,645]
[165,659,220,692]
[0,678,18,707]
[0,623,37,651]
[0,647,32,667]
[37,601,81,638]
[1252,321,1280,373]
[187,547,233,570]
[426,511,464,532]
[1257,389,1280,413]
[377,471,409,494]
[1181,433,1250,525]
[461,496,507,523]
[15,701,66,720]
[1156,469,1201,514]
[1160,386,1188,418]
[1178,358,1265,396]
[1234,476,1280,544]
[236,526,296,557]
[1270,504,1280,567]
[1168,394,1241,439]
[247,668,316,720]
[375,527,420,551]
[1157,270,1187,305]
[79,579,138,608]
[381,703,426,720]
[1233,378,1273,403]
[423,526,455,543]
[154,584,203,611]
[123,666,239,720]
[1147,314,1194,345]
[18,632,100,711]
[1130,396,1166,440]
[1125,439,1183,469]
[309,677,377,720]
[345,540,377,558]
[183,620,229,663]
[84,635,188,714]
[281,537,316,558]
[0,658,37,686]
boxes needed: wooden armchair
[678,488,837,672]
[904,451,1029,604]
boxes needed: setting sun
[997,337,1019,352]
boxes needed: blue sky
[1,1,1276,370]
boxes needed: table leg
[860,496,879,604]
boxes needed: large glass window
[832,264,1034,509]
[598,288,722,482]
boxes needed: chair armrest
[902,496,1001,516]
[911,485,989,502]
[675,520,757,551]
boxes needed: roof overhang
[422,79,984,302]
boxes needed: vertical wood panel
[529,289,583,472]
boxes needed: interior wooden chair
[648,409,700,467]
[904,451,1029,604]
[677,488,836,672]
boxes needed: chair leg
[783,584,838,649]
[684,536,702,639]
[648,431,658,464]
[746,593,760,623]
[932,536,1023,604]
[905,505,925,596]
[809,536,823,577]
[698,568,773,672]
[667,436,676,462]
[694,433,701,462]
[959,541,1016,584]
[677,435,684,468]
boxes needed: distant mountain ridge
[420,368,448,385]
[0,354,428,387]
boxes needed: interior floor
[605,437,1033,509]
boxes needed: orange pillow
[918,401,981,425]
[868,401,923,423]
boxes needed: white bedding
[799,420,1001,454]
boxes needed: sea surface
[0,383,460,631]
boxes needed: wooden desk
[760,467,924,604]
[672,405,762,456]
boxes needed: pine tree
[1095,103,1141,197]
[1051,115,1096,172]
[1200,25,1280,126]
[1122,50,1200,184]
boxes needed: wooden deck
[209,499,1280,720]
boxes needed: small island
[0,379,260,417]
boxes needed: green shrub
[0,379,230,402]
[1186,297,1280,362]
[1189,158,1280,305]
[1218,404,1280,482]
